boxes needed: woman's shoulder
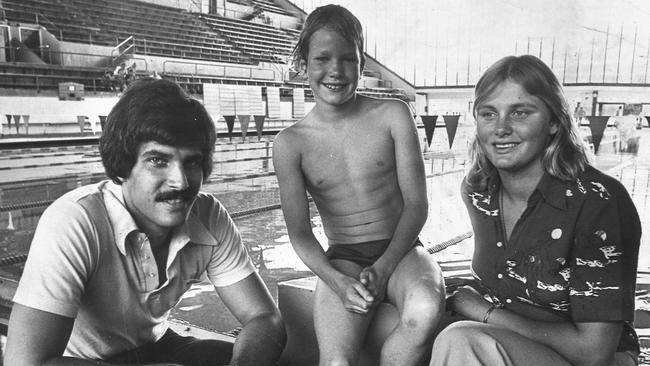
[575,166,630,200]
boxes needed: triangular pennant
[223,115,236,141]
[12,115,21,134]
[254,115,266,141]
[586,116,609,153]
[442,115,460,149]
[420,115,438,147]
[22,115,30,135]
[238,114,250,142]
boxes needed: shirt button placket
[138,235,158,290]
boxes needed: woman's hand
[448,285,493,322]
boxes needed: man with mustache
[6,79,286,366]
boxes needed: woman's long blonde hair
[466,55,591,189]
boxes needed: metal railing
[34,13,62,41]
[110,36,135,63]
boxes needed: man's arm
[361,101,429,299]
[6,304,75,366]
[6,305,180,366]
[272,130,374,314]
[216,272,286,366]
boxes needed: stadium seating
[0,0,402,99]
[1,0,110,44]
[68,0,253,64]
[251,0,293,16]
[0,63,107,92]
[199,13,296,63]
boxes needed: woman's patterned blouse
[462,166,641,352]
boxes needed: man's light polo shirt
[13,180,255,360]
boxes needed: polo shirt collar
[102,181,218,256]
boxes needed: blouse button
[496,241,503,248]
[497,273,504,279]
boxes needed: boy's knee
[401,286,445,328]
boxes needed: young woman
[430,55,641,366]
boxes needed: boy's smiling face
[301,27,361,107]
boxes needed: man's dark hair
[99,78,216,184]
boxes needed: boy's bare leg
[314,259,375,366]
[381,246,445,366]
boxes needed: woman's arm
[450,284,622,366]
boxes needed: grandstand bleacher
[199,12,295,63]
[0,0,418,130]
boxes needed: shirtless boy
[273,5,444,366]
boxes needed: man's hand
[332,275,375,314]
[359,263,391,305]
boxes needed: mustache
[155,188,197,202]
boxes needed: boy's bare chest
[300,129,395,188]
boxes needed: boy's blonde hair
[291,4,365,72]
